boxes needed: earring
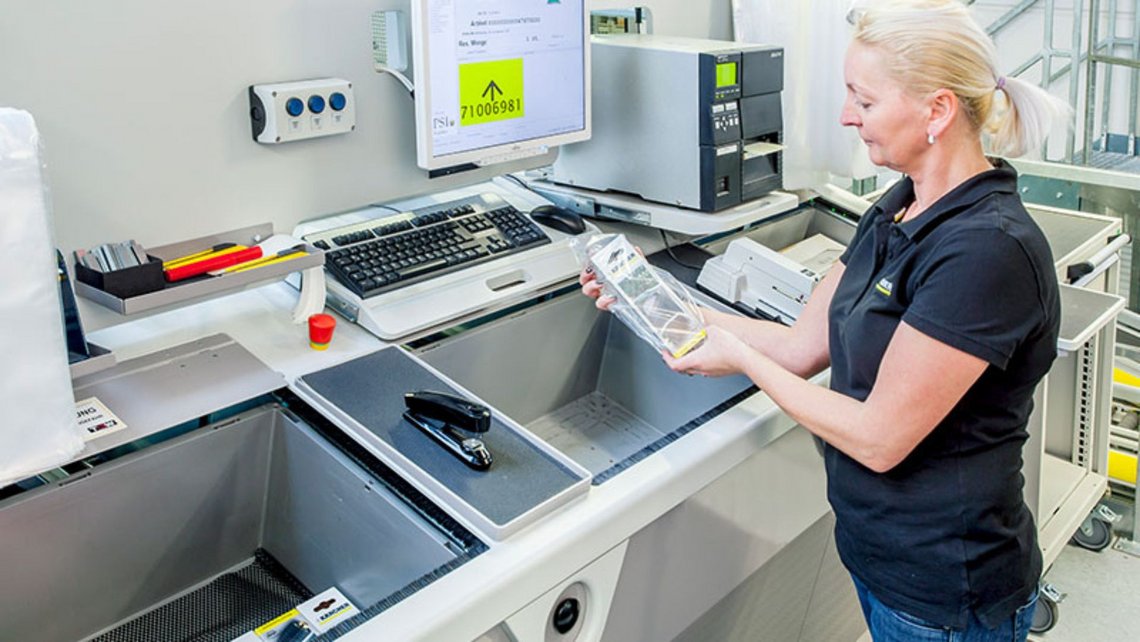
[927,133,936,145]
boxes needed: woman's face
[840,42,930,172]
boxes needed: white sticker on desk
[75,397,127,441]
[297,587,359,633]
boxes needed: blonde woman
[582,1,1067,639]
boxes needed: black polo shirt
[825,160,1059,629]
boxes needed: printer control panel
[711,102,741,144]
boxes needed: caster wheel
[1070,517,1112,552]
[1030,593,1059,634]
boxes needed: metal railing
[1083,0,1140,163]
[973,0,1140,162]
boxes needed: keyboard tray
[305,193,551,298]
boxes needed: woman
[581,1,1068,640]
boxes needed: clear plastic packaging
[0,108,85,486]
[572,233,706,358]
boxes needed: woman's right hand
[579,266,616,311]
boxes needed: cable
[377,67,415,97]
[501,172,540,196]
[660,229,705,270]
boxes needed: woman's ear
[927,88,959,140]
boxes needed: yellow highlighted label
[458,58,524,126]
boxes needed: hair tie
[996,76,1007,91]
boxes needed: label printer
[698,235,845,324]
[552,35,784,212]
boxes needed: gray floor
[1033,495,1140,641]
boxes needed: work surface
[86,280,821,640]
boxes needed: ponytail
[986,74,1072,157]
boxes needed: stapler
[404,391,494,471]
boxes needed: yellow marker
[223,250,307,275]
[164,244,246,269]
[254,610,304,636]
[458,58,525,126]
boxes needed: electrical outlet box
[372,10,409,72]
[249,78,355,144]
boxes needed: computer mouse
[529,204,586,235]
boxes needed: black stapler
[404,391,494,471]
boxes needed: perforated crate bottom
[528,391,665,475]
[92,550,313,642]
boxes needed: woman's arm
[669,320,987,473]
[703,263,845,378]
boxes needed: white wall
[0,0,731,253]
[4,0,1132,253]
[592,0,734,40]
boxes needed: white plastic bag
[0,109,84,486]
[572,233,707,358]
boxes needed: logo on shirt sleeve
[875,277,893,297]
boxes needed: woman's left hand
[663,326,751,378]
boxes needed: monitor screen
[411,0,591,171]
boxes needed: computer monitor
[410,0,591,173]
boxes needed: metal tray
[75,223,323,316]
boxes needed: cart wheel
[1070,517,1113,552]
[1030,593,1059,634]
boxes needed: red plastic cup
[308,313,336,350]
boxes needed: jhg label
[458,58,524,126]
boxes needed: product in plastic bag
[573,233,706,358]
[0,108,85,486]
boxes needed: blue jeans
[851,575,1037,642]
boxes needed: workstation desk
[8,239,848,642]
[5,188,1120,642]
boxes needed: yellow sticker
[458,58,525,126]
[671,329,708,359]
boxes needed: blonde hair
[848,0,1070,157]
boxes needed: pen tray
[74,223,324,316]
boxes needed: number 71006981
[461,98,523,121]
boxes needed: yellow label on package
[671,329,707,359]
[458,58,524,126]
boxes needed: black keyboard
[307,194,551,299]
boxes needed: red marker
[164,246,263,282]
